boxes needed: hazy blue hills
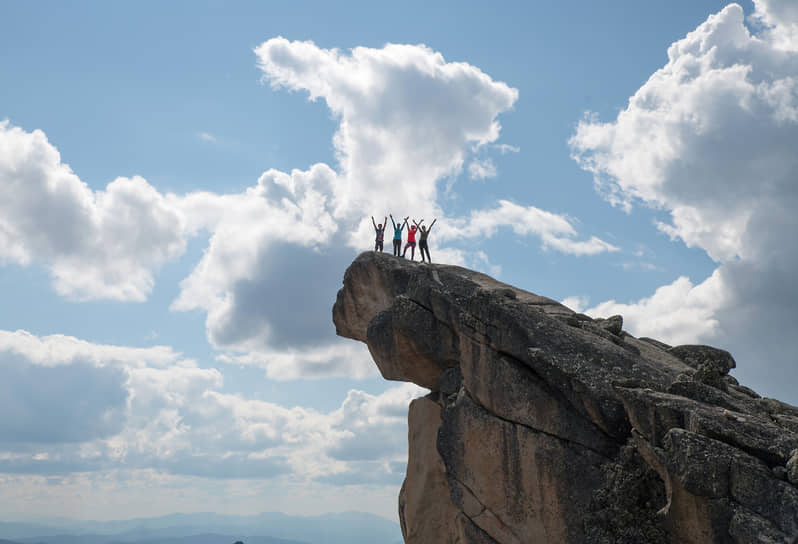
[0,512,402,544]
[11,535,303,544]
[1,536,302,544]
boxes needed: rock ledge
[333,252,798,543]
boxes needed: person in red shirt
[402,220,418,260]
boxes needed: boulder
[332,252,798,543]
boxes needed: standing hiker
[372,216,386,252]
[402,220,418,261]
[390,214,407,257]
[415,218,436,263]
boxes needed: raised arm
[403,216,409,228]
[428,218,437,231]
[371,216,377,229]
[390,214,397,228]
[413,219,423,229]
[383,217,387,229]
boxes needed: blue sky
[2,0,797,524]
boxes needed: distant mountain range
[0,535,302,544]
[0,512,403,544]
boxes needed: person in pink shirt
[402,220,418,260]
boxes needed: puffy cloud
[0,329,424,483]
[439,199,619,256]
[578,271,727,346]
[169,163,360,377]
[0,121,186,301]
[217,342,376,381]
[753,0,798,50]
[0,329,182,368]
[326,384,421,462]
[254,38,518,222]
[569,3,798,401]
[571,4,798,262]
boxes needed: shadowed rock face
[333,252,798,543]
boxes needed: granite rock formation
[333,252,798,544]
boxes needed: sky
[1,0,797,524]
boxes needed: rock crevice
[333,252,798,543]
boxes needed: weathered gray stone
[595,314,623,335]
[787,449,798,485]
[668,345,736,373]
[332,252,798,544]
[618,386,798,466]
[728,507,796,544]
[439,366,463,397]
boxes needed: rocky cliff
[333,252,798,544]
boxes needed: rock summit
[333,252,798,543]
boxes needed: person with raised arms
[415,218,437,263]
[389,214,408,257]
[371,215,386,252]
[402,219,419,261]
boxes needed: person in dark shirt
[372,215,386,252]
[414,218,436,263]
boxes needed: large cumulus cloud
[0,121,186,301]
[569,1,798,402]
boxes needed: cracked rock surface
[333,252,798,543]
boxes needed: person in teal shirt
[390,214,408,256]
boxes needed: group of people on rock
[371,214,437,263]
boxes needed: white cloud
[580,271,727,346]
[197,132,217,143]
[467,157,497,180]
[254,38,518,220]
[752,0,798,50]
[570,4,798,263]
[0,329,424,484]
[0,329,183,368]
[216,342,376,381]
[569,2,798,401]
[0,121,186,301]
[560,295,589,313]
[439,199,619,256]
[493,143,520,154]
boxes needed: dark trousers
[419,241,430,262]
[393,239,401,256]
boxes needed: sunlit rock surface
[333,252,798,543]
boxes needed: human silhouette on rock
[372,215,386,252]
[390,214,407,256]
[402,220,419,261]
[415,218,436,263]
